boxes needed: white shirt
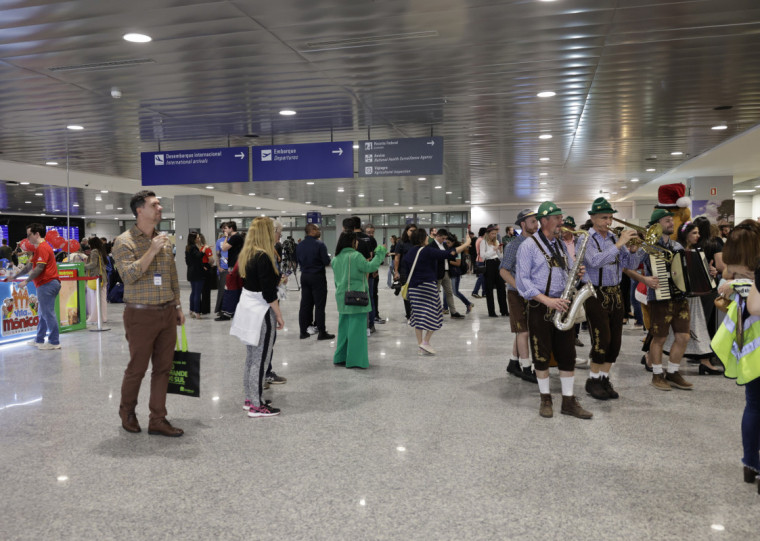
[480,240,500,261]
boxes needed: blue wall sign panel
[0,225,8,243]
[306,212,322,225]
[252,142,353,181]
[359,137,443,177]
[141,147,249,186]
[46,226,79,241]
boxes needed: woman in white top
[480,224,508,317]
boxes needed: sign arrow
[235,152,245,159]
[427,140,435,146]
[332,148,343,156]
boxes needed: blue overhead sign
[141,147,249,186]
[252,141,353,181]
[359,136,443,177]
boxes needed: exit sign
[710,187,717,196]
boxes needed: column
[687,176,734,224]
[173,195,216,282]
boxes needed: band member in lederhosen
[516,201,593,420]
[501,208,539,383]
[579,198,643,401]
[643,209,693,391]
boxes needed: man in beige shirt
[113,190,185,437]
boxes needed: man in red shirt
[17,223,61,349]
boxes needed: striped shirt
[113,226,180,305]
[580,229,645,287]
[516,233,574,300]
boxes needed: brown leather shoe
[119,409,141,433]
[539,393,553,418]
[560,395,593,419]
[665,371,693,390]
[651,373,671,391]
[147,419,184,437]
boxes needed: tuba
[552,228,597,331]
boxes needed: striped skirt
[408,281,443,331]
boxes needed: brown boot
[147,419,184,437]
[119,408,141,433]
[651,373,671,391]
[560,395,593,419]
[665,371,693,390]
[539,393,553,418]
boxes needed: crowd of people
[10,187,757,494]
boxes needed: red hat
[657,183,691,209]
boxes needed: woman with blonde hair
[85,236,108,324]
[230,217,284,417]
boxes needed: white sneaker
[27,340,41,347]
[38,343,61,350]
[419,344,437,355]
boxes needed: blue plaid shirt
[579,229,646,287]
[516,233,574,300]
[500,233,528,292]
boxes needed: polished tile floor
[1,271,757,540]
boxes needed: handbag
[401,247,423,300]
[168,325,201,397]
[344,254,369,306]
[473,263,486,275]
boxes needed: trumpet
[611,218,672,263]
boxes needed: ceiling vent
[48,58,156,73]
[302,31,438,52]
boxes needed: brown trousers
[120,304,177,422]
[584,285,624,365]
[527,301,576,371]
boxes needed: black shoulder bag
[344,253,370,306]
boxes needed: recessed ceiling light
[279,109,296,116]
[408,207,413,210]
[537,91,556,98]
[306,181,315,185]
[305,201,311,204]
[72,203,79,207]
[671,151,683,156]
[25,201,31,204]
[434,185,442,189]
[255,207,261,210]
[35,192,43,196]
[630,178,640,182]
[123,33,152,43]
[539,157,550,162]
[445,191,452,194]
[117,207,123,210]
[735,189,756,193]
[277,197,285,200]
[353,144,359,149]
[540,172,548,176]
[239,212,243,215]
[248,192,256,196]
[327,204,333,208]
[611,192,618,195]
[539,134,553,140]
[418,177,426,181]
[96,211,101,214]
[378,199,384,202]
[337,188,344,192]
[394,203,399,206]
[95,196,102,201]
[358,194,365,198]
[465,200,470,203]
[19,182,30,185]
[206,186,214,189]
[100,190,108,193]
[40,213,46,216]
[646,168,656,172]
[540,182,548,185]
[114,217,119,220]
[347,208,352,212]
[66,125,84,131]
[46,161,58,166]
[227,204,233,206]
[711,124,728,130]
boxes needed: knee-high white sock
[560,376,575,397]
[537,377,551,395]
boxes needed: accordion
[651,248,716,300]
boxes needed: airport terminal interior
[3,0,760,539]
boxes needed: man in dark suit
[296,223,334,341]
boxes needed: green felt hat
[537,201,562,218]
[649,208,674,226]
[563,216,576,228]
[588,197,617,215]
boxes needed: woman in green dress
[331,232,387,368]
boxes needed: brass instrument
[552,228,596,331]
[611,218,672,263]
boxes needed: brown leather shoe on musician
[539,394,553,418]
[560,396,593,419]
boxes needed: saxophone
[552,228,597,331]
